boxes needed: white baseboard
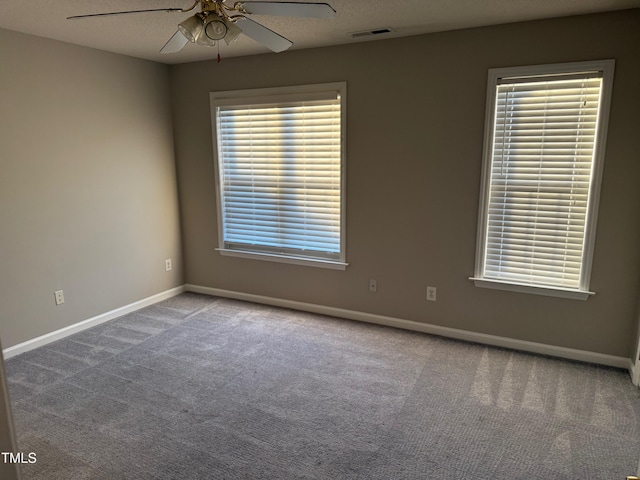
[5,283,635,383]
[186,284,630,371]
[2,286,186,359]
[630,359,640,386]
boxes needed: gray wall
[634,293,640,367]
[0,29,183,348]
[171,9,640,358]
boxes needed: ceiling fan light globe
[178,15,204,43]
[224,20,242,45]
[196,33,217,47]
[204,19,228,40]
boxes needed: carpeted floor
[5,293,640,479]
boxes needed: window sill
[469,277,594,300]
[216,248,348,270]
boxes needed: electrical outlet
[369,279,377,293]
[54,290,65,305]
[165,259,172,272]
[427,286,437,302]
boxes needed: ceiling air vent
[350,28,394,38]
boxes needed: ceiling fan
[67,1,336,55]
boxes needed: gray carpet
[5,293,640,479]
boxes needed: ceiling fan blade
[238,2,335,18]
[160,30,190,54]
[236,17,293,53]
[67,8,183,20]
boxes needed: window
[471,60,614,299]
[210,82,347,269]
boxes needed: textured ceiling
[1,0,639,64]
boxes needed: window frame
[210,82,348,270]
[471,60,615,300]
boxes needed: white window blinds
[212,84,345,265]
[474,61,614,297]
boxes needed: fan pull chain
[217,42,221,63]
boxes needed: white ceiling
[1,0,639,64]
